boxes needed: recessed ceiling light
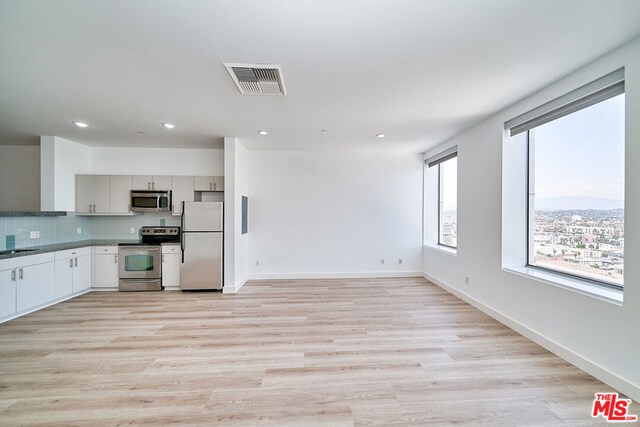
[162,123,175,129]
[258,130,268,135]
[375,133,386,138]
[321,129,328,133]
[72,121,89,128]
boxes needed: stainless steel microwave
[131,190,172,212]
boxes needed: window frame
[523,95,625,291]
[436,154,457,249]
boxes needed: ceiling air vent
[224,63,287,96]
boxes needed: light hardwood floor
[0,278,635,425]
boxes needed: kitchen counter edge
[0,240,140,261]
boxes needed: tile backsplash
[0,213,180,250]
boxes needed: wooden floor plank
[0,278,636,425]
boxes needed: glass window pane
[529,93,624,287]
[439,157,457,247]
[125,255,155,272]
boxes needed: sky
[441,156,457,211]
[533,93,625,203]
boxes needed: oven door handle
[156,194,161,211]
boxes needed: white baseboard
[223,274,249,294]
[0,289,91,324]
[423,272,640,403]
[249,271,423,281]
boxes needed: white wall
[423,37,640,401]
[0,145,40,211]
[91,147,223,176]
[40,136,92,211]
[223,137,249,293]
[248,150,423,278]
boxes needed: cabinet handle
[70,259,73,268]
[152,181,155,190]
[148,182,151,190]
[213,182,216,191]
[115,254,118,264]
[162,254,165,263]
[11,270,16,282]
[18,268,23,280]
[75,257,78,267]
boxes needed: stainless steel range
[118,226,180,291]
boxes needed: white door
[152,176,172,191]
[0,269,17,318]
[162,253,181,287]
[212,176,225,191]
[109,175,132,213]
[171,176,194,214]
[76,175,93,213]
[132,175,153,190]
[93,254,119,289]
[93,175,110,214]
[72,256,91,292]
[194,176,214,191]
[53,258,74,299]
[17,262,53,312]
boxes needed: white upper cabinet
[77,174,223,215]
[171,176,195,214]
[109,175,132,213]
[132,175,172,191]
[76,175,109,214]
[194,176,224,192]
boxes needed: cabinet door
[109,175,132,213]
[93,175,110,214]
[93,254,119,288]
[171,176,194,214]
[152,176,172,191]
[212,176,224,192]
[0,269,17,318]
[162,253,181,287]
[76,175,93,213]
[194,176,214,191]
[54,258,74,299]
[132,175,153,190]
[17,262,54,312]
[72,256,91,293]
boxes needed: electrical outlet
[464,276,470,285]
[380,259,385,265]
[76,227,82,235]
[256,260,260,266]
[130,227,136,234]
[398,258,403,265]
[29,231,40,239]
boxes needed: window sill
[424,244,457,256]
[503,266,623,306]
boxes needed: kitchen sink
[0,249,37,256]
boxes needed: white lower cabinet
[17,261,56,312]
[0,268,17,318]
[54,247,91,296]
[162,245,181,288]
[0,253,56,317]
[92,246,119,289]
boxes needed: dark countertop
[0,211,68,217]
[0,239,140,261]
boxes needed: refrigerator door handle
[180,201,185,263]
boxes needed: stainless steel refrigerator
[180,201,223,290]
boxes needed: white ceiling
[1,0,639,152]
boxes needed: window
[426,147,458,248]
[507,70,625,289]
